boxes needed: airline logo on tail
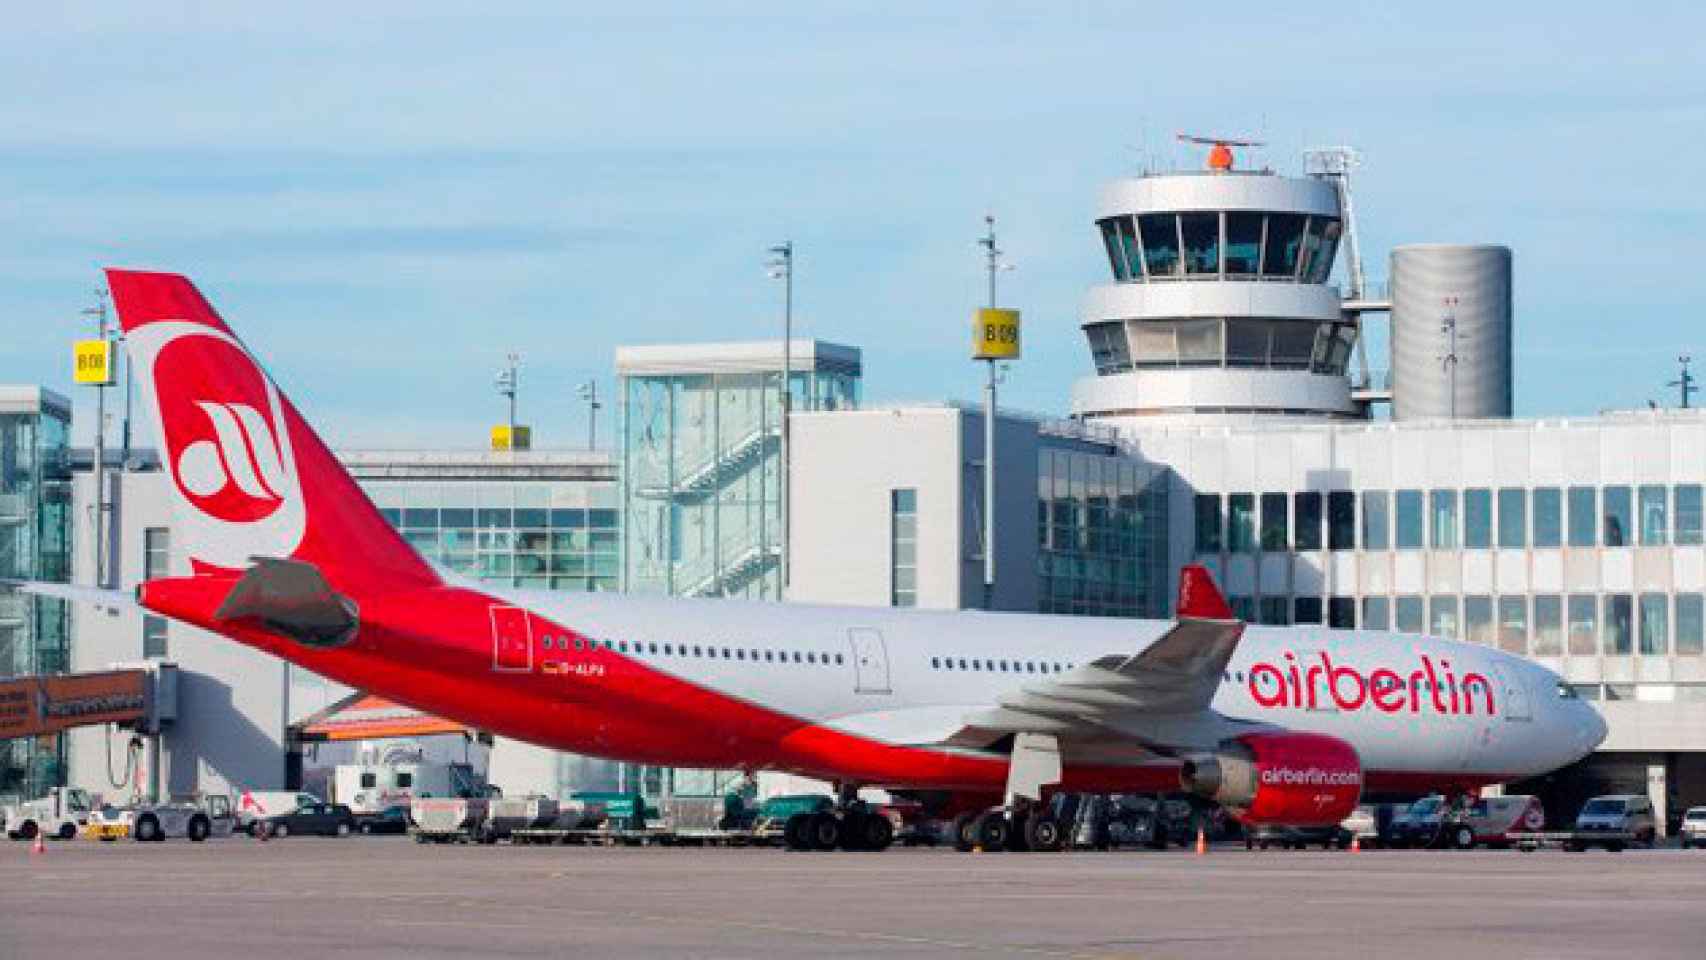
[127,321,307,570]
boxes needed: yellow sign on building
[491,424,532,451]
[72,339,115,385]
[971,308,1022,361]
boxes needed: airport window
[1260,493,1289,551]
[360,773,377,789]
[1361,491,1389,550]
[1228,494,1257,553]
[1603,486,1633,547]
[1180,213,1220,275]
[1533,596,1563,656]
[397,773,413,789]
[1429,596,1460,639]
[1463,489,1492,549]
[1639,593,1669,655]
[1137,213,1181,277]
[1259,597,1290,625]
[1532,487,1562,548]
[1395,595,1424,633]
[1262,213,1305,277]
[1497,488,1526,548]
[143,616,168,660]
[1465,596,1494,644]
[1361,596,1390,631]
[1098,218,1127,280]
[1294,493,1322,551]
[1676,485,1704,545]
[1229,596,1256,621]
[143,526,170,579]
[1568,486,1596,547]
[1328,596,1355,629]
[1677,595,1704,656]
[1603,594,1633,655]
[891,488,918,608]
[1639,485,1668,545]
[1328,492,1355,551]
[1308,219,1343,283]
[1194,495,1223,553]
[1117,217,1144,278]
[1567,596,1598,656]
[1394,490,1423,549]
[1498,597,1528,654]
[1294,597,1323,625]
[1224,212,1263,275]
[1429,490,1459,549]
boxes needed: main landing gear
[949,799,1069,853]
[782,784,896,852]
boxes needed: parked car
[1245,823,1351,850]
[255,802,357,838]
[1388,795,1448,847]
[1566,794,1658,851]
[354,804,411,835]
[1681,807,1706,850]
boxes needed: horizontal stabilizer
[1,579,136,611]
[214,557,359,648]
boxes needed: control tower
[1071,139,1366,429]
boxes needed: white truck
[86,794,239,842]
[3,787,95,841]
[333,758,482,816]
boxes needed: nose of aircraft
[1578,701,1609,754]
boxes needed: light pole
[577,380,602,450]
[80,291,111,590]
[974,216,1017,610]
[767,241,793,597]
[494,352,520,448]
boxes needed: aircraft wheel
[1025,815,1065,853]
[846,811,893,852]
[975,812,1011,851]
[782,813,812,851]
[807,811,842,851]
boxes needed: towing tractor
[86,795,238,842]
[3,787,94,841]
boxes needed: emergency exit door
[848,628,891,694]
[491,606,534,672]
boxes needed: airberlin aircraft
[21,270,1607,853]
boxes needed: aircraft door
[1487,663,1532,721]
[848,628,891,694]
[490,606,534,672]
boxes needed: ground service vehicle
[1681,807,1706,849]
[256,802,357,838]
[4,788,94,841]
[21,269,1609,854]
[1566,795,1658,851]
[334,757,482,816]
[1445,795,1547,849]
[87,795,238,841]
[411,797,489,842]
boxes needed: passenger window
[648,643,658,655]
[835,654,844,665]
[765,651,774,662]
[736,649,745,660]
[806,652,816,663]
[618,641,628,653]
[958,659,968,669]
[931,657,940,668]
[541,636,553,649]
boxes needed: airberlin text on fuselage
[1247,651,1496,716]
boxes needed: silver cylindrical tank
[1390,244,1512,420]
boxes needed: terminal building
[7,140,1706,828]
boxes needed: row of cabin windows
[540,634,845,666]
[929,657,1077,674]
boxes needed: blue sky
[2,2,1703,447]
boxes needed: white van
[235,790,321,832]
[1568,794,1658,851]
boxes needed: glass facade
[365,479,619,593]
[1097,212,1340,284]
[1037,447,1168,619]
[0,391,72,799]
[621,356,859,598]
[890,489,917,608]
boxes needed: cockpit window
[1556,681,1578,699]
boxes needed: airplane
[18,269,1607,853]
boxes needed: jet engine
[1178,731,1362,826]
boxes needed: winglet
[1176,564,1234,621]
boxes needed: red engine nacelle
[1179,731,1362,826]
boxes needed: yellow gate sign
[491,424,532,451]
[73,339,115,385]
[972,308,1021,360]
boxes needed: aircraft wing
[942,565,1267,756]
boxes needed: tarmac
[3,837,1704,959]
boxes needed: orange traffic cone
[1350,835,1362,853]
[1195,827,1207,855]
[31,831,46,855]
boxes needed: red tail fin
[106,269,438,596]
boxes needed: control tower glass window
[1180,213,1219,275]
[1224,213,1263,275]
[1099,219,1126,280]
[1261,213,1305,277]
[1306,219,1343,283]
[1137,213,1180,278]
